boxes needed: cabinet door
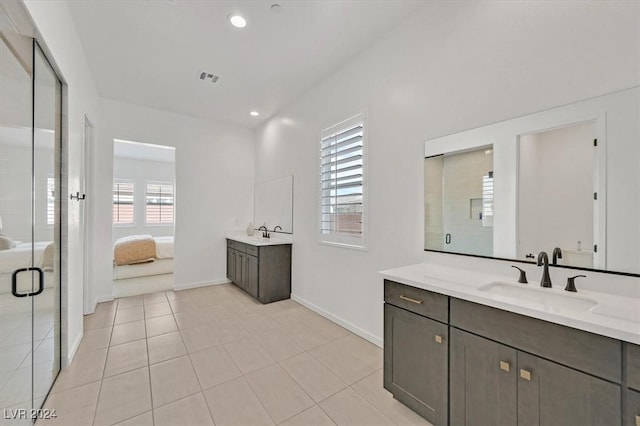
[384,304,448,425]
[518,352,621,426]
[235,253,245,290]
[227,248,235,281]
[245,254,258,299]
[449,328,517,426]
[625,389,640,426]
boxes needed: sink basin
[478,282,598,314]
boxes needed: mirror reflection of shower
[112,139,176,298]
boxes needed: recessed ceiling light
[250,111,260,117]
[228,13,247,28]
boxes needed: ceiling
[114,139,175,163]
[67,0,423,128]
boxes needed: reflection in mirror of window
[47,176,55,225]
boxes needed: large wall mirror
[424,86,639,275]
[254,175,293,233]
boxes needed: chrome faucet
[258,225,270,238]
[537,251,552,288]
[273,225,282,232]
[552,247,563,265]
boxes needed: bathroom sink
[478,282,598,314]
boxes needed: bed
[113,235,174,280]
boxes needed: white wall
[112,156,175,242]
[23,0,100,366]
[95,98,255,299]
[255,1,640,346]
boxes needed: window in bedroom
[145,182,174,225]
[320,113,367,249]
[113,181,135,225]
[46,177,55,226]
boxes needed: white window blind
[320,114,366,249]
[47,177,55,226]
[482,171,494,227]
[113,182,135,225]
[146,183,174,225]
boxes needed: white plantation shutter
[320,114,366,249]
[146,183,174,224]
[113,182,135,225]
[47,177,55,225]
[482,171,494,227]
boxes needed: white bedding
[113,235,174,260]
[114,258,174,280]
[154,236,174,259]
[112,235,174,280]
[0,241,53,273]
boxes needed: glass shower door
[0,35,36,424]
[31,42,61,411]
[0,36,61,423]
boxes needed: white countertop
[225,231,293,246]
[379,263,640,345]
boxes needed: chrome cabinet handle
[399,295,423,304]
[499,361,510,372]
[520,369,532,381]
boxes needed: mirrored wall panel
[254,175,293,233]
[424,87,640,275]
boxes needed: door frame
[82,113,95,314]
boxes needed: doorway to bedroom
[112,139,176,298]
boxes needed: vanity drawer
[245,244,259,257]
[384,280,448,323]
[626,343,640,391]
[450,298,622,383]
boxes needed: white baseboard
[173,278,231,291]
[65,331,83,368]
[95,294,114,304]
[291,293,383,348]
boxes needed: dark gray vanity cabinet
[451,327,620,426]
[226,239,291,304]
[383,279,625,426]
[226,248,235,281]
[450,328,518,426]
[383,281,448,426]
[517,352,621,426]
[624,344,640,426]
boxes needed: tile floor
[38,284,432,426]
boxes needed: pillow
[0,235,16,251]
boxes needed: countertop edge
[380,270,640,345]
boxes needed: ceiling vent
[198,70,219,83]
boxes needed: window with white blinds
[113,182,135,225]
[482,171,494,227]
[145,182,174,225]
[47,177,55,226]
[320,113,366,249]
